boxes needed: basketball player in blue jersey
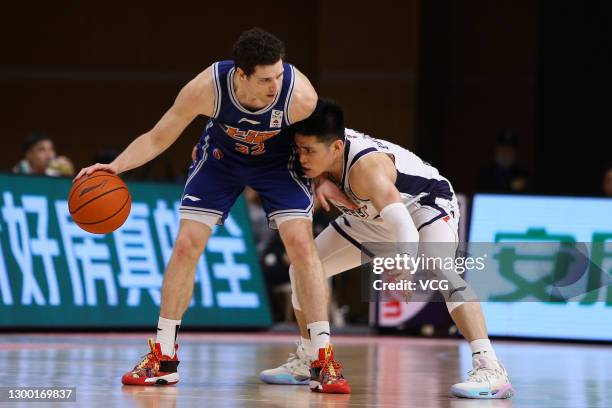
[74,29,351,393]
[260,100,514,399]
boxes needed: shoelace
[135,342,158,371]
[283,353,299,369]
[135,352,158,370]
[467,362,502,383]
[314,357,343,379]
[283,341,309,370]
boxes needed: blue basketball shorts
[178,135,313,229]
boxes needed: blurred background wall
[1,0,610,194]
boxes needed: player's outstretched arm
[349,154,418,242]
[287,67,318,124]
[73,66,216,181]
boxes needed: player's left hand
[315,177,358,211]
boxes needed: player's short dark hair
[233,28,285,76]
[293,99,345,144]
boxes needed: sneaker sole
[123,372,179,386]
[260,373,309,385]
[309,380,351,394]
[451,383,514,399]
[145,372,180,385]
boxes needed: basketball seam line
[70,186,127,216]
[74,195,131,226]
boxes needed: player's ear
[236,67,248,80]
[333,139,344,153]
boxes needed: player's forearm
[372,187,418,244]
[111,130,167,174]
[380,202,418,243]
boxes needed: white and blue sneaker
[451,354,514,399]
[260,340,311,385]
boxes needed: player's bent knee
[173,236,203,260]
[279,219,314,246]
[283,230,313,250]
[439,281,478,314]
[283,235,317,264]
[173,228,207,260]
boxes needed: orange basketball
[68,170,131,234]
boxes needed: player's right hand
[315,177,358,212]
[73,162,119,183]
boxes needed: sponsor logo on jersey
[270,109,283,128]
[334,201,370,219]
[222,125,282,155]
[223,126,281,144]
[238,118,261,125]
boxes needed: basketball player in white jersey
[260,100,514,399]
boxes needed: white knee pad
[429,268,477,314]
[288,265,302,310]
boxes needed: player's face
[246,60,284,102]
[26,139,56,173]
[295,135,342,178]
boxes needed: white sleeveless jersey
[330,128,455,224]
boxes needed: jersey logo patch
[270,109,283,128]
[238,118,261,125]
[333,201,369,219]
[183,194,201,202]
[223,125,282,155]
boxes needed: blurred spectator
[602,163,612,197]
[477,129,530,193]
[13,132,74,176]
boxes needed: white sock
[307,321,331,359]
[156,316,181,357]
[300,336,313,358]
[469,338,497,360]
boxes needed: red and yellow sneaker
[309,344,351,394]
[121,339,180,386]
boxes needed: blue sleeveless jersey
[182,60,312,228]
[203,60,296,162]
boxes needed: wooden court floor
[0,332,610,407]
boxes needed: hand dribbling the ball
[73,162,120,183]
